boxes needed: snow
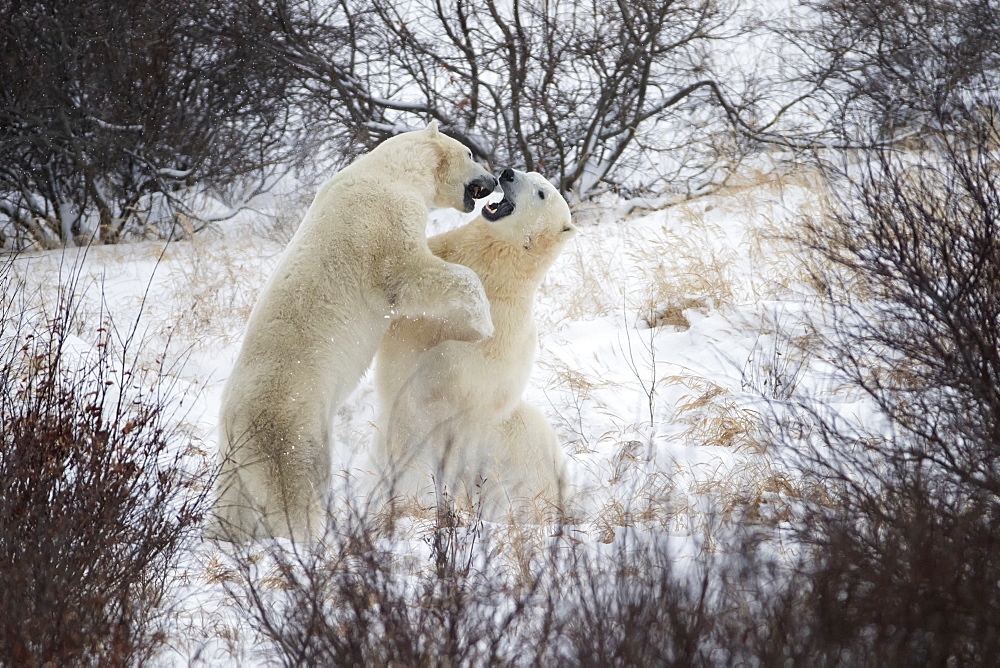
[8,168,876,664]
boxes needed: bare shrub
[0,0,297,249]
[782,0,1000,142]
[732,100,1000,662]
[242,0,762,200]
[224,495,546,666]
[545,531,721,666]
[740,312,813,402]
[223,486,751,666]
[0,255,211,664]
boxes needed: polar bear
[374,168,577,519]
[206,123,498,541]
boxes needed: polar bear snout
[463,174,499,211]
[483,167,518,221]
[466,175,497,200]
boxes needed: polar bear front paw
[464,298,495,340]
[442,264,494,341]
[396,259,494,340]
[447,284,493,343]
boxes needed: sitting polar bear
[207,123,498,541]
[375,168,577,519]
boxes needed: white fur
[375,170,577,519]
[207,124,497,541]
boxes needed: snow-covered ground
[10,163,870,664]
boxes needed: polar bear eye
[538,190,546,199]
[467,149,473,160]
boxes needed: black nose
[500,168,515,183]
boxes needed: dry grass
[493,520,549,585]
[648,372,767,454]
[625,220,738,321]
[164,235,277,346]
[589,464,676,539]
[246,186,313,246]
[539,224,621,326]
[682,456,828,527]
[643,296,709,330]
[622,177,832,335]
[538,357,620,454]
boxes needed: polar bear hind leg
[483,403,566,517]
[206,410,330,541]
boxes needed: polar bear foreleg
[393,257,493,341]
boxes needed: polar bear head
[481,168,577,257]
[377,121,498,213]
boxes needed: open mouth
[482,197,515,221]
[463,176,497,212]
[467,183,491,200]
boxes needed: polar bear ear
[425,120,440,135]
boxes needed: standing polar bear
[207,123,498,541]
[375,168,577,518]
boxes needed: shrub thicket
[784,0,1000,142]
[0,0,296,249]
[0,257,211,665]
[214,0,762,200]
[764,101,1000,662]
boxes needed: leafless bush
[805,104,1000,490]
[0,255,211,665]
[541,530,722,666]
[241,0,762,200]
[731,100,1000,662]
[728,487,1000,664]
[782,0,1000,142]
[225,495,549,666]
[0,0,297,249]
[226,485,751,666]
